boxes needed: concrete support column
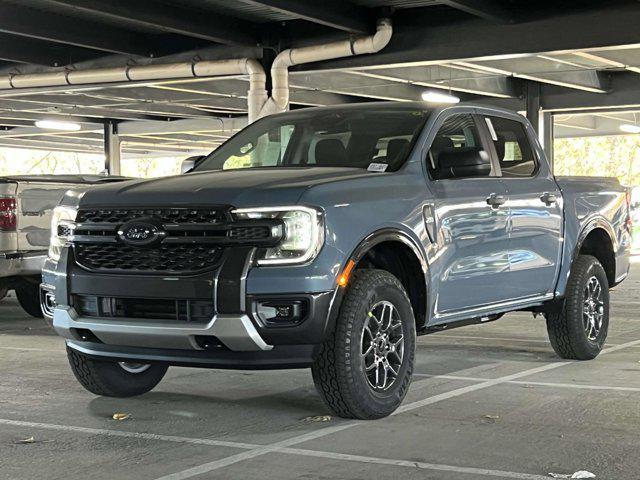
[541,111,555,172]
[104,120,121,175]
[526,81,541,134]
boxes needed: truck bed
[554,175,631,295]
[0,175,131,257]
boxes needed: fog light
[256,300,306,327]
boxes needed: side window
[485,116,537,177]
[427,114,492,180]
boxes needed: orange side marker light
[338,259,356,287]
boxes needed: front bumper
[54,305,272,351]
[45,246,339,368]
[66,340,316,370]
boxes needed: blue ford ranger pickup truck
[42,103,631,419]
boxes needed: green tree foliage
[554,135,640,186]
[0,147,184,178]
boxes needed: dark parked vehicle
[43,103,631,419]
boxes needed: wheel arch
[573,218,617,287]
[341,228,429,330]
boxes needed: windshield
[194,108,429,172]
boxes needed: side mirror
[180,155,204,174]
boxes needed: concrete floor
[2,267,640,480]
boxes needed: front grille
[228,226,272,241]
[74,295,214,323]
[77,208,227,225]
[74,243,223,274]
[71,207,282,275]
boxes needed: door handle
[540,192,558,206]
[486,193,507,208]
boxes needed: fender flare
[325,228,430,333]
[573,216,618,263]
[348,228,429,273]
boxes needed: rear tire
[15,282,43,318]
[67,347,168,397]
[546,255,609,360]
[0,287,7,302]
[312,269,416,420]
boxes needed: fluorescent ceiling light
[35,120,81,131]
[422,90,460,104]
[620,124,640,134]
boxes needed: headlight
[48,206,77,261]
[233,206,324,265]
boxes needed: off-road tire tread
[67,347,167,397]
[312,269,415,419]
[546,255,608,360]
[15,283,43,318]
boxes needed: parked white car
[0,175,127,316]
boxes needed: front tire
[312,269,416,420]
[15,282,43,318]
[67,347,168,397]
[546,255,609,360]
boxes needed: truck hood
[77,167,373,208]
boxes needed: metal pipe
[262,18,392,116]
[0,59,268,123]
[0,20,392,124]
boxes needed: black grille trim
[77,208,230,225]
[71,207,283,274]
[74,243,224,275]
[73,295,214,323]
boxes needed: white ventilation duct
[0,58,267,122]
[0,19,391,123]
[260,18,393,117]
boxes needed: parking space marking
[153,361,568,479]
[414,373,640,393]
[277,448,550,480]
[0,419,259,450]
[154,338,640,480]
[422,333,622,347]
[0,418,548,480]
[394,361,568,414]
[422,334,557,345]
[0,346,61,352]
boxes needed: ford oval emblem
[117,221,164,246]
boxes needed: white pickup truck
[0,175,126,317]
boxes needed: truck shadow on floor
[87,388,330,429]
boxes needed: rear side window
[485,116,537,177]
[427,114,492,180]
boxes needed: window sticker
[367,163,388,172]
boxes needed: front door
[481,114,563,299]
[424,112,512,319]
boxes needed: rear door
[480,113,563,299]
[424,112,511,318]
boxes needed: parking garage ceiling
[2,0,640,156]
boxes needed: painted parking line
[277,448,550,480]
[421,334,556,344]
[0,418,547,480]
[414,373,640,393]
[421,333,620,347]
[153,338,640,480]
[0,346,61,353]
[0,419,259,450]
